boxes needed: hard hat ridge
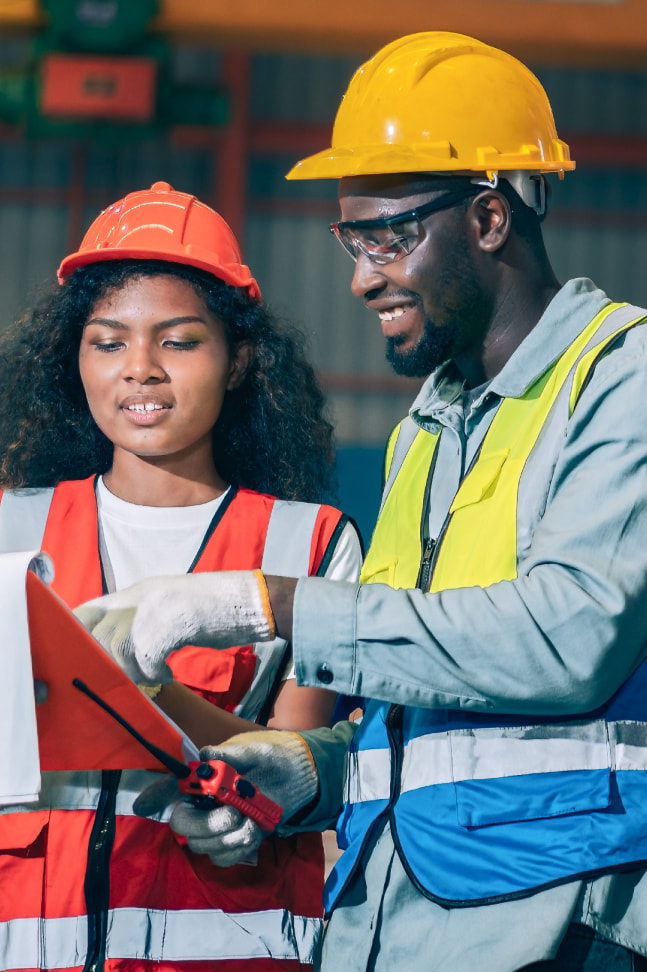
[58,181,261,301]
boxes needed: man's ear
[227,341,253,391]
[470,190,512,254]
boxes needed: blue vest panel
[326,663,647,910]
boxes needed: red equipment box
[40,53,157,121]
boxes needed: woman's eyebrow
[84,316,208,330]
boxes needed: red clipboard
[26,571,185,772]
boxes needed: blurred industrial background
[0,0,646,543]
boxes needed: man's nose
[350,252,387,300]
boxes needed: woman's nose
[122,344,167,384]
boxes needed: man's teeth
[379,306,409,322]
[127,403,165,412]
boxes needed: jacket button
[316,665,334,684]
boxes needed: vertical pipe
[66,142,86,254]
[216,51,251,244]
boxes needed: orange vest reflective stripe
[0,476,344,971]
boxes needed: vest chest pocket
[359,557,401,588]
[448,723,613,828]
[449,449,510,512]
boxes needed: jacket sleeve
[293,324,647,717]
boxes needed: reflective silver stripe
[379,416,419,516]
[402,721,611,792]
[0,770,173,822]
[0,916,86,970]
[344,748,392,804]
[261,499,320,578]
[0,908,321,969]
[344,721,647,804]
[0,488,54,552]
[608,720,647,772]
[582,303,647,350]
[235,499,322,721]
[107,907,321,963]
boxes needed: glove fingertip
[73,605,102,629]
[133,777,180,818]
[198,745,226,763]
[139,657,174,685]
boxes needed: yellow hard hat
[287,31,575,181]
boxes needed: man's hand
[74,570,276,684]
[134,730,319,867]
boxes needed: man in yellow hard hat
[81,33,647,971]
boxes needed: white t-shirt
[96,477,362,593]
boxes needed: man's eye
[388,235,411,248]
[386,220,417,239]
[364,230,402,248]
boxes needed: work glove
[74,569,275,685]
[134,730,319,868]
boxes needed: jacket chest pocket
[448,723,613,828]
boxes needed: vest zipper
[418,429,489,593]
[415,435,441,591]
[416,538,436,591]
[386,704,405,806]
[82,769,121,972]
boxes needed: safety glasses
[330,188,480,265]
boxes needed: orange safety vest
[0,476,345,972]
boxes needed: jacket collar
[411,278,612,426]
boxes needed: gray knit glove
[169,730,319,867]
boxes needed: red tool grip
[179,760,282,832]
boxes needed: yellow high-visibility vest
[361,302,647,593]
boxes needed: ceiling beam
[2,0,646,68]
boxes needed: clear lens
[330,190,477,265]
[336,219,420,264]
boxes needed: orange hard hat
[58,181,261,301]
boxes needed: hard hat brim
[287,146,576,181]
[57,246,261,302]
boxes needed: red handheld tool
[179,759,282,831]
[73,678,283,832]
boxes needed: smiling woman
[0,183,362,972]
[78,275,248,502]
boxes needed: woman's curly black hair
[0,259,336,503]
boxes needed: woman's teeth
[127,403,165,412]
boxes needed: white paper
[0,550,53,806]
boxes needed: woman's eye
[93,341,123,352]
[163,339,201,350]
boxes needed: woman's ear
[471,190,512,254]
[227,341,253,390]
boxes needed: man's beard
[386,318,458,378]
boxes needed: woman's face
[79,274,250,468]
